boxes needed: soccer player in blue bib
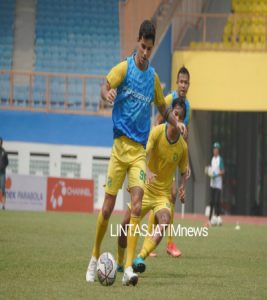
[85,20,186,286]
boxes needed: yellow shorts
[105,136,146,195]
[128,187,171,219]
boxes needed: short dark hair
[177,66,190,81]
[172,97,186,120]
[138,20,156,44]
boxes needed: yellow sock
[92,211,109,258]
[125,215,140,269]
[143,211,157,248]
[167,202,175,244]
[147,211,155,235]
[139,237,157,259]
[117,245,126,267]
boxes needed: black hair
[138,20,156,44]
[171,97,186,120]
[177,66,190,81]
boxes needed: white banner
[5,174,47,211]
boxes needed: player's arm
[178,143,189,203]
[145,128,158,184]
[154,74,187,136]
[178,172,187,203]
[155,94,172,125]
[100,61,127,104]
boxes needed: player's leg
[122,143,146,286]
[209,188,215,225]
[86,144,127,282]
[117,208,131,272]
[86,193,117,283]
[122,186,143,286]
[117,200,148,272]
[166,180,182,257]
[146,211,158,257]
[215,188,222,225]
[0,174,5,210]
[133,206,171,272]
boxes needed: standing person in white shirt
[208,142,225,226]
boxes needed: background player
[207,142,225,226]
[149,66,191,257]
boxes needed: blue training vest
[112,55,155,147]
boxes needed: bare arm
[178,173,187,203]
[101,81,117,104]
[155,112,164,125]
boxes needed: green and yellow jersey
[145,124,188,198]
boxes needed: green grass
[0,211,267,300]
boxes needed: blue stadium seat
[0,0,15,70]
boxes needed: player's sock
[125,215,140,269]
[143,211,157,246]
[139,237,157,259]
[166,202,175,244]
[117,244,125,268]
[147,211,155,235]
[92,211,109,258]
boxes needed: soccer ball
[96,252,117,286]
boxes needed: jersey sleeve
[146,125,162,154]
[165,94,173,108]
[154,73,166,108]
[106,61,128,89]
[178,142,188,174]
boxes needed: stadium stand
[35,0,120,75]
[33,0,120,111]
[0,0,15,70]
[0,0,15,104]
[0,0,120,111]
[190,0,267,50]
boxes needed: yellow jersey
[145,124,188,197]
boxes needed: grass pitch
[0,211,267,300]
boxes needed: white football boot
[86,256,97,282]
[122,266,138,286]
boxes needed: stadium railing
[0,70,111,115]
[173,13,267,51]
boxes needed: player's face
[177,73,190,98]
[172,105,185,122]
[136,37,154,67]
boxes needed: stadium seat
[33,0,121,111]
[0,0,15,70]
[192,0,267,51]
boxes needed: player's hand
[178,184,185,203]
[106,89,117,104]
[176,121,187,138]
[185,166,191,180]
[146,168,157,184]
